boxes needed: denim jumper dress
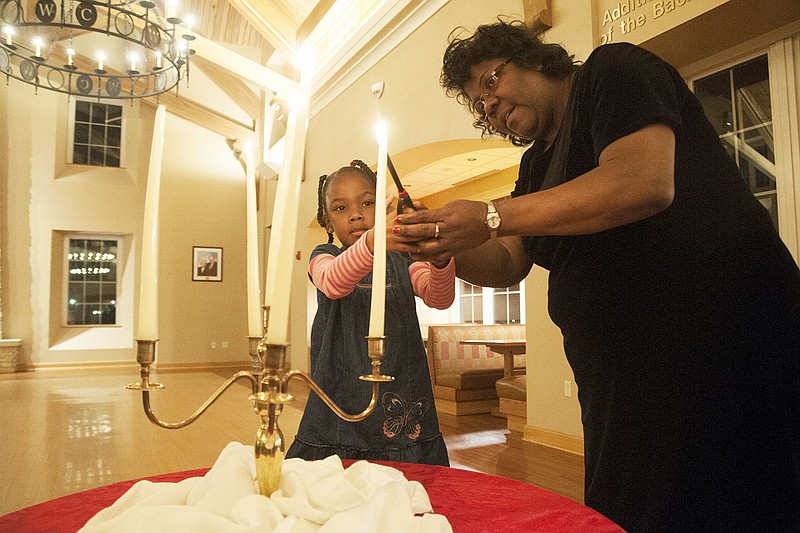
[286,244,449,466]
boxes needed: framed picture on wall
[193,246,223,282]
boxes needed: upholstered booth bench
[425,324,525,416]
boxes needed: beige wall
[0,82,251,369]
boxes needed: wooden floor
[0,366,584,516]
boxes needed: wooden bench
[496,375,527,432]
[426,324,525,416]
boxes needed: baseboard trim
[523,426,584,456]
[153,361,252,374]
[18,360,251,374]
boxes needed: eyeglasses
[472,58,513,120]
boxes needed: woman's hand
[393,199,490,265]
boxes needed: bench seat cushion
[495,375,527,402]
[436,368,504,389]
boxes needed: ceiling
[158,0,522,198]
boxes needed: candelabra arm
[140,370,257,430]
[283,370,381,422]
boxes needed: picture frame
[192,246,223,282]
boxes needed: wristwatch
[485,200,501,238]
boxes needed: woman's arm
[454,236,533,288]
[396,123,676,261]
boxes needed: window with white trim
[66,237,118,325]
[69,100,124,167]
[458,280,524,324]
[694,54,777,228]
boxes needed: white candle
[264,57,311,346]
[166,0,177,20]
[156,51,162,69]
[368,121,388,337]
[97,52,105,71]
[264,102,306,345]
[33,37,42,57]
[137,105,167,340]
[244,147,261,337]
[67,48,74,66]
[4,26,13,46]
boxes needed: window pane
[75,101,90,123]
[733,56,771,129]
[74,123,89,144]
[508,293,521,323]
[106,104,121,122]
[694,71,733,135]
[494,293,508,324]
[90,124,105,144]
[106,148,120,168]
[89,146,105,166]
[107,126,121,147]
[73,144,89,165]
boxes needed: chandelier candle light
[0,0,195,99]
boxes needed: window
[458,280,524,324]
[694,55,777,228]
[459,281,483,323]
[493,284,523,324]
[67,238,118,326]
[70,100,123,167]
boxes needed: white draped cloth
[79,442,453,533]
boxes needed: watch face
[487,216,501,229]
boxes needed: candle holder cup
[126,305,393,495]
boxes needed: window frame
[63,235,120,328]
[682,32,800,263]
[66,97,127,168]
[457,279,526,325]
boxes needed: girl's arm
[310,232,373,299]
[409,258,456,310]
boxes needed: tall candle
[137,105,167,340]
[265,58,311,345]
[368,121,388,337]
[244,147,261,337]
[67,48,74,66]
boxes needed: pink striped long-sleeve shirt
[309,232,455,310]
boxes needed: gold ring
[434,223,440,239]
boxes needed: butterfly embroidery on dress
[382,392,429,440]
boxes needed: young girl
[285,160,453,466]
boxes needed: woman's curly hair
[440,17,579,146]
[316,160,377,244]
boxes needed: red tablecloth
[0,461,623,532]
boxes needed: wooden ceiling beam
[142,91,257,143]
[225,0,297,58]
[188,31,299,97]
[191,55,261,120]
[296,0,337,43]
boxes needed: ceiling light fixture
[0,0,195,99]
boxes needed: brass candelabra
[126,307,394,495]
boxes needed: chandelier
[0,0,195,99]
